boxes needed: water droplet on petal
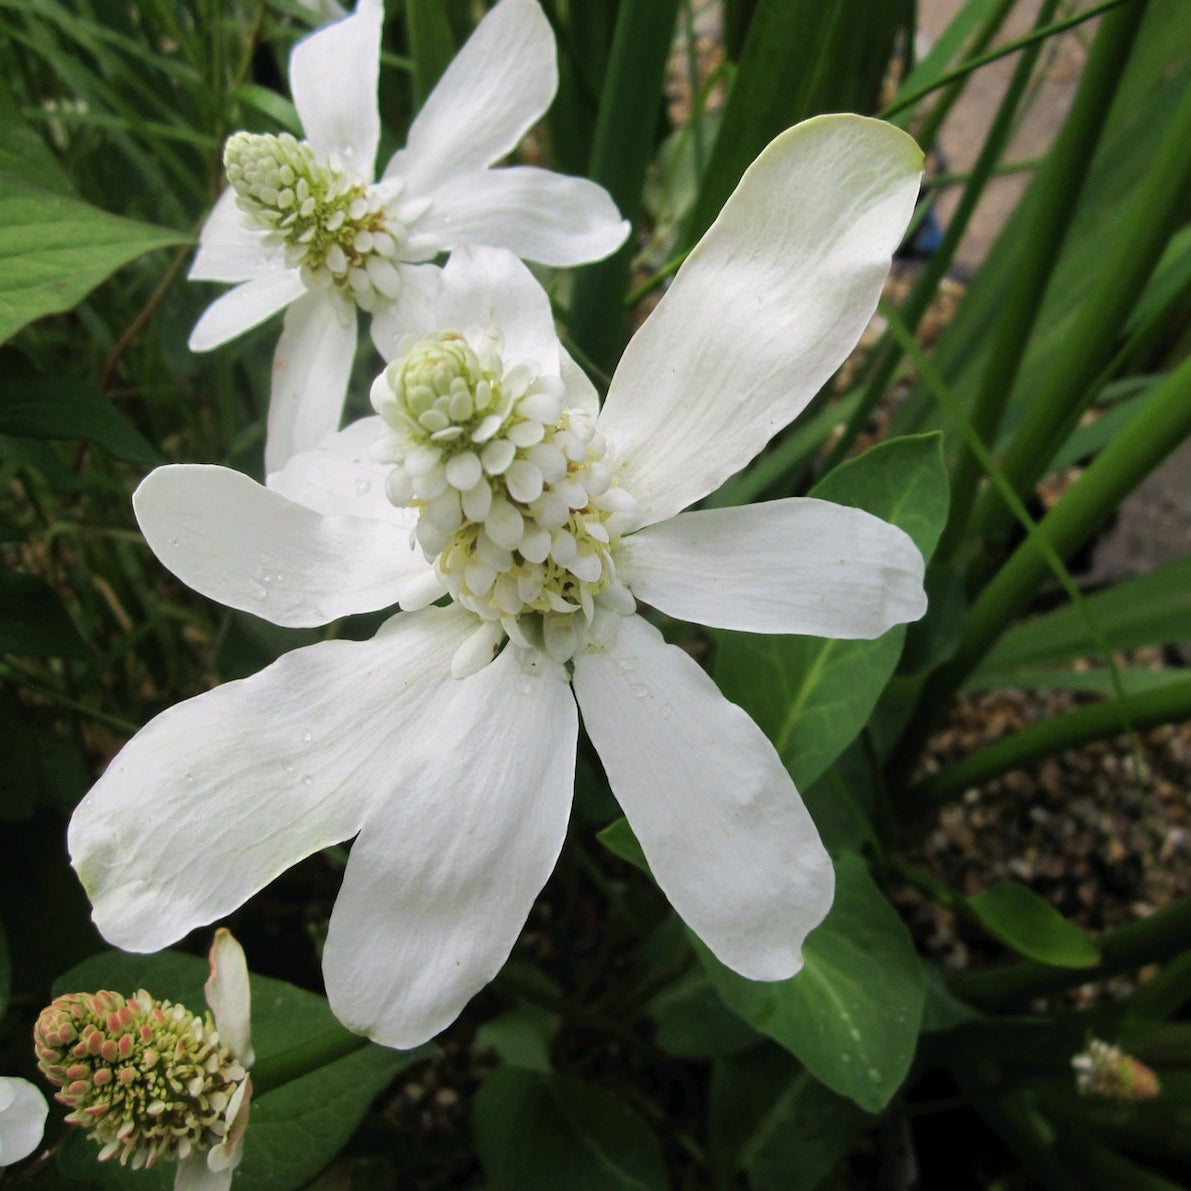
[301,730,312,743]
[659,703,672,719]
[629,683,648,699]
[301,774,312,786]
[246,578,267,601]
[355,478,372,497]
[614,658,636,675]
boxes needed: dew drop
[355,478,372,497]
[840,1053,851,1063]
[516,679,534,696]
[184,772,194,785]
[246,578,268,601]
[170,537,180,547]
[659,703,673,719]
[629,683,649,699]
[301,730,313,743]
[867,1067,881,1082]
[849,1026,861,1041]
[284,764,294,775]
[614,658,636,675]
[301,774,312,786]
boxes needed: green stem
[935,0,1147,561]
[939,349,1191,697]
[907,676,1191,808]
[970,18,1191,544]
[250,1026,373,1095]
[879,0,1134,120]
[566,0,680,375]
[949,891,1191,1007]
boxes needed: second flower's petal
[0,1077,48,1166]
[597,115,923,529]
[573,615,834,981]
[265,289,358,474]
[617,498,926,637]
[437,247,559,376]
[419,168,629,267]
[188,272,306,352]
[289,0,382,180]
[68,606,475,954]
[322,645,577,1048]
[175,1152,234,1191]
[385,0,555,194]
[205,930,254,1067]
[189,188,278,283]
[134,465,437,625]
[367,263,441,360]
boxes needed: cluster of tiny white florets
[224,131,433,310]
[1072,1038,1160,1101]
[34,989,250,1171]
[373,330,638,664]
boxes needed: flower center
[224,132,429,311]
[35,989,249,1170]
[373,332,638,664]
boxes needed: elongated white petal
[597,115,923,530]
[560,347,598,416]
[0,1078,47,1167]
[420,167,629,266]
[189,188,279,283]
[134,465,438,625]
[265,289,358,474]
[268,416,422,531]
[205,930,254,1067]
[573,615,833,980]
[175,1152,233,1191]
[188,272,305,352]
[323,645,576,1048]
[437,247,559,376]
[385,0,555,194]
[368,263,441,360]
[69,607,475,953]
[289,0,382,180]
[617,498,926,637]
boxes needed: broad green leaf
[0,81,73,193]
[0,692,88,818]
[0,567,88,658]
[714,434,949,790]
[972,555,1191,682]
[965,881,1100,968]
[404,0,457,107]
[596,816,650,873]
[0,372,159,465]
[474,1066,667,1191]
[53,949,427,1191]
[698,852,925,1113]
[0,176,188,344]
[648,971,759,1059]
[474,1004,558,1073]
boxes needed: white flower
[73,115,925,1049]
[34,930,253,1189]
[0,1077,48,1167]
[189,0,628,473]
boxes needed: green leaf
[0,80,73,194]
[596,816,650,873]
[474,1066,667,1191]
[965,880,1100,968]
[53,949,426,1191]
[0,567,88,657]
[474,1004,558,1073]
[698,852,925,1113]
[0,372,160,465]
[648,971,760,1059]
[0,176,188,344]
[713,434,949,790]
[0,692,89,818]
[404,0,457,108]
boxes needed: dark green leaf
[0,568,88,657]
[474,1005,558,1073]
[699,852,925,1113]
[474,1066,667,1191]
[965,880,1100,968]
[0,692,89,818]
[0,372,159,465]
[648,971,759,1059]
[0,177,188,344]
[596,816,650,874]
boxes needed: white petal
[437,247,559,376]
[289,0,382,179]
[189,188,279,283]
[617,498,926,637]
[419,167,628,266]
[268,416,422,532]
[560,347,598,417]
[0,1078,47,1167]
[265,289,359,474]
[368,263,441,360]
[323,645,576,1048]
[175,1152,233,1191]
[134,464,438,625]
[597,115,923,529]
[385,0,556,195]
[572,615,834,980]
[188,272,306,352]
[205,929,254,1066]
[68,606,475,953]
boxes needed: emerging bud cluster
[224,131,431,310]
[1072,1038,1160,1102]
[34,988,250,1171]
[373,331,638,665]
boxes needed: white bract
[189,0,628,472]
[0,1077,48,1167]
[73,115,926,1049]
